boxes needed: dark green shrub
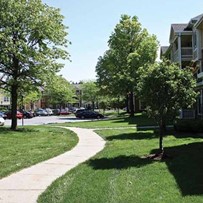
[174,119,203,132]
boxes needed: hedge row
[174,119,203,132]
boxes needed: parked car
[20,110,34,119]
[34,109,48,116]
[75,109,87,117]
[60,109,70,115]
[52,109,60,115]
[0,111,7,119]
[45,108,53,116]
[5,111,23,119]
[0,117,4,126]
[76,110,104,119]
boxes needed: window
[3,97,9,102]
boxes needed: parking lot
[4,115,85,126]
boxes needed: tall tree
[0,0,69,130]
[137,60,197,154]
[81,81,99,110]
[44,75,75,108]
[96,14,158,116]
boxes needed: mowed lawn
[0,126,78,178]
[54,113,157,128]
[38,128,203,203]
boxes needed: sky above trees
[42,0,203,82]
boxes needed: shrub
[174,119,203,132]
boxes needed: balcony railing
[180,109,195,119]
[193,47,198,60]
[181,47,193,59]
[173,49,179,62]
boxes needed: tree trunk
[129,91,134,117]
[159,119,166,153]
[117,96,120,115]
[92,101,95,111]
[126,94,129,113]
[11,84,18,130]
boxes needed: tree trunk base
[145,151,171,161]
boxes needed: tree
[44,75,75,108]
[81,81,99,110]
[0,0,69,130]
[96,14,158,116]
[137,60,197,154]
[20,89,42,110]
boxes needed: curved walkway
[0,127,106,203]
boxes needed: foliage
[44,75,75,107]
[96,14,158,115]
[0,126,78,178]
[137,60,197,151]
[0,0,69,129]
[81,81,99,109]
[174,119,203,132]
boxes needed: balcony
[181,47,193,60]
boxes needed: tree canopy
[96,14,158,116]
[0,0,69,129]
[81,81,99,110]
[44,75,75,108]
[137,60,197,152]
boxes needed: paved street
[4,115,86,126]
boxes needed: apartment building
[0,90,10,109]
[161,14,203,118]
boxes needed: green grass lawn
[0,126,78,178]
[54,113,157,128]
[38,128,203,203]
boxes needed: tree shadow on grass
[0,127,38,135]
[110,114,156,126]
[88,155,153,170]
[105,131,158,141]
[173,131,203,139]
[151,142,203,196]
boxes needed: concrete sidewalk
[0,127,105,203]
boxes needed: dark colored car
[52,109,60,115]
[76,111,104,119]
[75,109,87,117]
[21,110,34,119]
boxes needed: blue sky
[43,0,203,82]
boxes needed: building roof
[160,46,169,54]
[191,14,203,22]
[171,24,188,32]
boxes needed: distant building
[0,90,10,109]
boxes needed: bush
[174,119,203,132]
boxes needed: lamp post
[21,94,24,126]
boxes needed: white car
[0,117,5,126]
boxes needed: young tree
[96,14,158,117]
[137,60,197,154]
[0,0,69,130]
[81,81,99,110]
